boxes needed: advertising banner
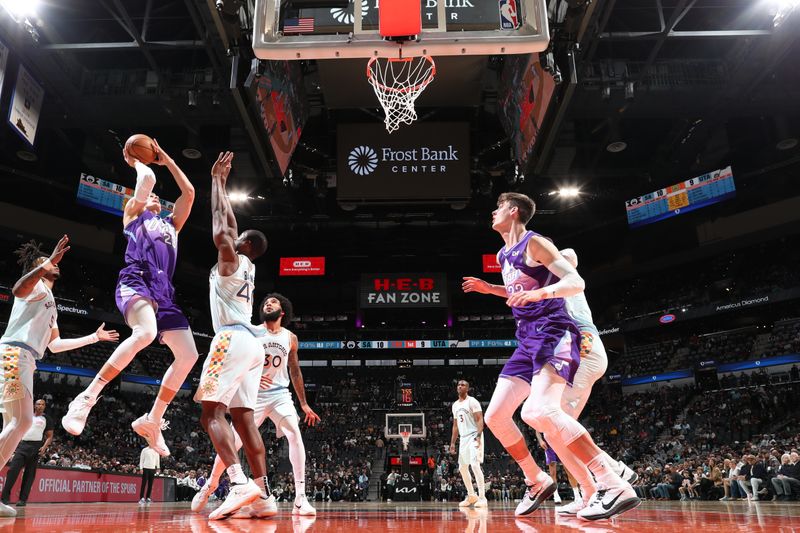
[482,254,501,273]
[338,123,470,202]
[0,466,174,503]
[279,257,326,276]
[360,273,448,308]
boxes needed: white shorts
[458,433,484,467]
[194,328,264,409]
[0,344,35,402]
[561,330,608,418]
[253,388,299,437]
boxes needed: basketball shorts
[115,267,190,337]
[500,317,580,386]
[561,330,608,417]
[458,433,484,467]
[0,343,35,402]
[254,388,299,437]
[545,447,560,465]
[194,327,264,409]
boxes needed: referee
[1,399,54,506]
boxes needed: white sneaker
[473,496,488,508]
[616,461,638,484]
[131,414,171,457]
[577,484,641,521]
[554,490,562,504]
[515,475,556,516]
[191,482,218,512]
[231,494,278,519]
[139,498,146,505]
[0,503,16,518]
[292,495,317,516]
[459,494,479,507]
[556,499,586,515]
[209,480,261,520]
[61,394,98,436]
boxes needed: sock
[600,452,620,473]
[294,479,306,501]
[255,475,271,498]
[84,376,108,399]
[227,463,247,485]
[518,455,545,485]
[587,454,623,487]
[472,465,486,499]
[572,487,581,501]
[208,455,225,489]
[149,398,168,422]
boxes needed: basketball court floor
[3,501,798,532]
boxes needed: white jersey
[259,327,292,392]
[0,280,57,359]
[209,254,257,334]
[452,395,482,438]
[564,291,599,336]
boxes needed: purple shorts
[500,316,580,385]
[115,267,189,336]
[545,447,560,465]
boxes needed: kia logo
[348,146,378,176]
[293,260,312,268]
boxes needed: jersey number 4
[236,282,251,303]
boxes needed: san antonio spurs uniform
[253,327,300,435]
[195,254,264,408]
[452,395,484,466]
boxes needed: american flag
[283,18,314,34]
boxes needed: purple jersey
[498,230,569,322]
[122,210,178,278]
[115,210,189,335]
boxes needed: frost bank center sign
[337,123,470,201]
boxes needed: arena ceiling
[0,0,799,243]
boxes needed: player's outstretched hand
[211,151,234,185]
[95,322,120,342]
[462,276,490,294]
[506,289,545,307]
[301,404,321,427]
[48,235,70,266]
[150,138,174,166]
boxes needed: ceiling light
[558,187,580,198]
[228,192,248,202]
[772,0,800,27]
[1,0,39,19]
[606,141,627,152]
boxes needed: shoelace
[159,419,170,431]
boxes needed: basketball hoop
[400,430,411,451]
[366,55,436,133]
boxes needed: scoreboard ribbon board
[298,339,519,350]
[625,166,735,228]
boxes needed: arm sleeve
[542,256,585,299]
[48,333,99,353]
[133,162,157,203]
[22,282,47,303]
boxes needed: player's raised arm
[211,151,239,276]
[287,332,320,427]
[152,139,195,232]
[122,149,156,225]
[12,236,70,299]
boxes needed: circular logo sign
[331,0,369,24]
[348,145,379,176]
[659,314,676,324]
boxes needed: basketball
[125,134,158,165]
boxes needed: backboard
[385,412,426,440]
[253,0,550,60]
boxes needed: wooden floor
[3,500,799,532]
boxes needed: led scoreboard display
[626,166,735,228]
[76,173,174,217]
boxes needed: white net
[367,56,436,133]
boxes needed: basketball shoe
[577,483,640,521]
[231,494,278,519]
[191,481,218,512]
[515,474,556,516]
[209,480,261,520]
[61,394,98,435]
[291,494,316,516]
[131,414,171,457]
